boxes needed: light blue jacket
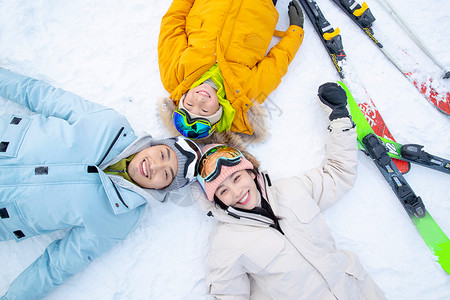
[0,68,161,299]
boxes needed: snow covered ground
[0,0,449,299]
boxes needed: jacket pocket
[244,34,267,49]
[0,116,32,159]
[0,200,38,241]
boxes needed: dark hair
[213,194,229,210]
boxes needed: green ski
[340,81,450,274]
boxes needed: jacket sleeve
[297,118,358,210]
[207,261,250,300]
[248,25,304,103]
[207,241,251,300]
[0,68,113,124]
[158,0,195,92]
[1,226,120,300]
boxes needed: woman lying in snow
[191,82,386,299]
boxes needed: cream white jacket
[192,118,386,300]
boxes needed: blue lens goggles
[172,108,216,139]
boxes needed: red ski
[405,72,450,115]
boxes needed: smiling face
[127,145,178,189]
[214,170,259,210]
[184,83,220,116]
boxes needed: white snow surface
[0,0,449,299]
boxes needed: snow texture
[0,0,449,299]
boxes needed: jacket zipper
[227,208,274,226]
[112,181,129,208]
[107,169,125,174]
[98,127,124,166]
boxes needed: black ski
[299,0,347,78]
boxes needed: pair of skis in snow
[297,0,450,274]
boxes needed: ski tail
[412,212,450,274]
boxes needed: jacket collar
[99,133,155,169]
[99,133,175,211]
[225,206,275,226]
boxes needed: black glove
[317,82,350,121]
[288,1,304,28]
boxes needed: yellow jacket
[158,0,304,135]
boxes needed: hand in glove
[317,82,350,121]
[288,0,304,28]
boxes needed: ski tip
[443,71,450,80]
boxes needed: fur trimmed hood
[158,96,268,153]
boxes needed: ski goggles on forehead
[197,145,243,186]
[172,108,216,139]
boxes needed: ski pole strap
[362,133,426,218]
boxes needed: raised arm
[277,82,357,210]
[0,68,112,124]
[299,117,357,210]
[301,82,358,210]
[248,25,304,103]
[158,0,195,92]
[248,1,305,103]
